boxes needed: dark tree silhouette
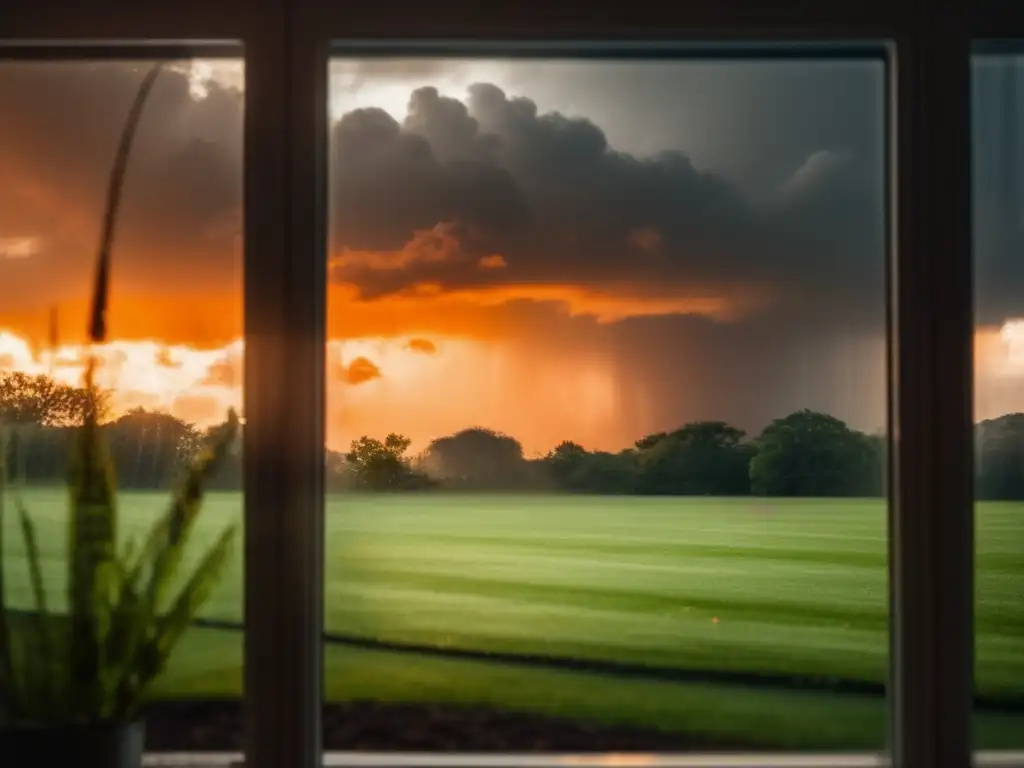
[749,410,883,497]
[102,409,200,488]
[345,433,432,490]
[636,421,754,496]
[423,428,526,488]
[976,413,1024,500]
[0,372,106,427]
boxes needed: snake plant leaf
[106,552,145,719]
[0,59,237,727]
[66,55,163,718]
[126,524,236,714]
[90,62,163,347]
[0,425,14,722]
[157,525,236,656]
[108,409,239,716]
[66,365,119,717]
[138,410,239,614]
[16,496,56,716]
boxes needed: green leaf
[0,425,15,722]
[131,524,237,710]
[106,552,146,719]
[138,412,239,617]
[108,411,238,717]
[66,375,119,717]
[16,497,56,716]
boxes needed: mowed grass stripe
[332,542,887,597]
[329,565,891,630]
[335,531,891,569]
[5,490,1024,700]
[330,548,1021,634]
[322,590,891,684]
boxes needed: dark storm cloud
[4,60,1019,330]
[3,58,1023,433]
[0,62,242,306]
[330,82,884,328]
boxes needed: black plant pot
[0,720,144,768]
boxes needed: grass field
[3,490,1023,749]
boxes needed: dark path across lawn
[143,699,752,752]
[191,617,1024,714]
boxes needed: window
[324,50,892,753]
[3,3,1014,767]
[971,45,1024,751]
[0,54,245,752]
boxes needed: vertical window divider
[243,4,327,767]
[889,12,974,768]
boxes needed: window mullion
[243,6,327,768]
[890,17,974,768]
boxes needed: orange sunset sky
[1,57,1023,455]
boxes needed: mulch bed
[143,700,741,752]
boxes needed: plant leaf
[138,411,239,615]
[90,62,164,346]
[111,410,238,716]
[131,524,237,711]
[66,370,119,718]
[16,496,56,717]
[0,425,15,723]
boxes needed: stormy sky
[0,55,1022,452]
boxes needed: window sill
[142,751,1024,768]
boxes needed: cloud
[0,237,41,260]
[0,64,890,336]
[171,391,234,426]
[7,60,1024,436]
[341,356,382,385]
[155,347,183,369]
[0,61,242,312]
[628,228,663,255]
[328,82,888,331]
[478,254,507,269]
[407,338,438,354]
[330,221,465,272]
[390,282,763,324]
[201,357,240,388]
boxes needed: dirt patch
[143,699,745,752]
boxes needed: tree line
[3,370,1024,499]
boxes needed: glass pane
[0,57,244,751]
[325,52,889,752]
[971,46,1024,752]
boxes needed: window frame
[0,1,1004,767]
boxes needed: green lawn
[3,490,1023,749]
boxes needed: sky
[0,54,1022,455]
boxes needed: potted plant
[0,61,241,767]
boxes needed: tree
[198,415,244,490]
[325,448,359,492]
[544,440,588,487]
[634,432,668,451]
[749,410,882,497]
[976,413,1024,500]
[635,421,753,495]
[541,441,638,493]
[345,433,431,490]
[570,450,638,494]
[422,427,526,488]
[104,408,201,488]
[0,371,107,427]
[1,372,113,485]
